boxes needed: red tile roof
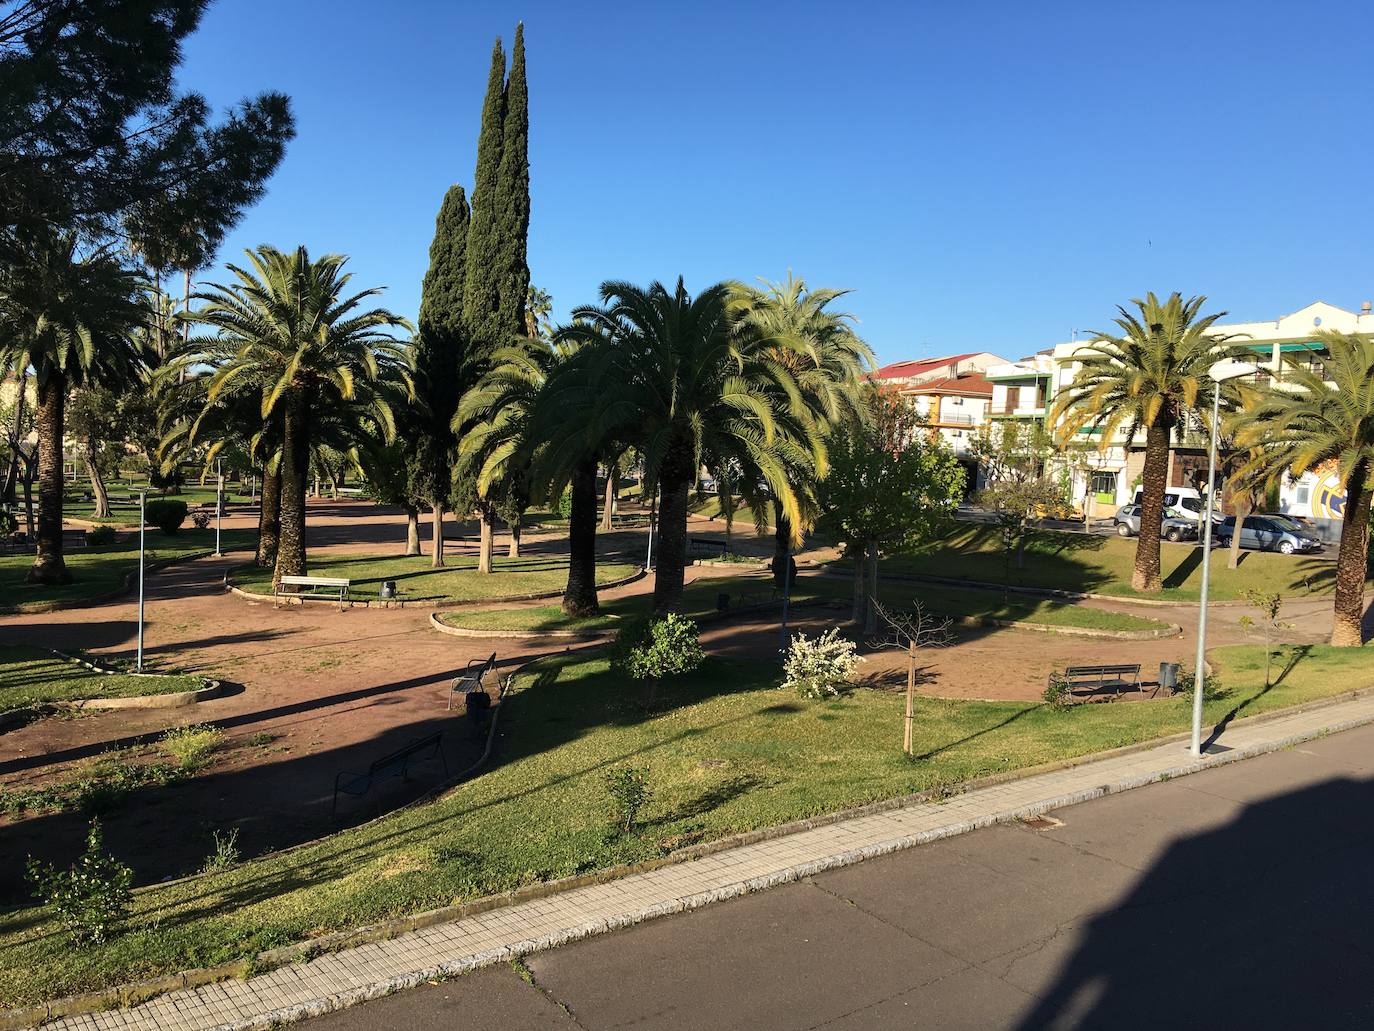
[872,353,981,380]
[903,372,993,397]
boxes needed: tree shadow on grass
[1161,546,1204,590]
[1203,643,1314,751]
[911,705,1037,762]
[646,773,765,826]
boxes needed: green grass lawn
[0,640,1367,1006]
[61,488,255,524]
[875,523,1353,602]
[441,571,1173,635]
[0,646,205,713]
[232,553,641,604]
[0,529,257,612]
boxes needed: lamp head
[1208,359,1258,383]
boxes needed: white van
[1132,487,1215,524]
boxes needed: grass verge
[0,646,205,714]
[232,554,640,605]
[0,641,1366,1006]
[872,523,1352,602]
[0,529,256,612]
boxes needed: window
[1295,486,1311,506]
[1089,471,1117,497]
[950,396,963,406]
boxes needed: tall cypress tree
[494,22,530,340]
[413,184,470,565]
[462,37,507,354]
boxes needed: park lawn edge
[0,643,1368,1011]
[0,646,209,716]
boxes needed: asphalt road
[304,721,1374,1030]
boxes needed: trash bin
[379,580,397,600]
[1159,662,1180,693]
[716,593,730,612]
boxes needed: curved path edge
[0,550,222,616]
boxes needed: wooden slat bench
[332,731,448,816]
[275,574,351,610]
[1052,663,1143,701]
[449,652,497,711]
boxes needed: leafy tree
[1050,292,1240,592]
[414,184,470,566]
[1230,330,1374,646]
[0,231,146,583]
[555,279,817,613]
[1,0,292,262]
[180,245,409,584]
[817,388,965,632]
[969,420,1065,581]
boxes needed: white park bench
[275,574,351,610]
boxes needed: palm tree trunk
[257,467,281,567]
[772,500,791,589]
[85,452,110,519]
[653,445,695,613]
[3,369,26,503]
[851,547,866,624]
[600,462,616,532]
[1227,492,1252,570]
[20,449,35,538]
[404,505,420,556]
[477,503,495,574]
[27,374,71,584]
[430,504,445,566]
[508,516,521,558]
[1331,464,1370,647]
[563,455,600,616]
[864,541,880,635]
[274,393,309,585]
[1132,421,1171,592]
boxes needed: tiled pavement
[33,691,1374,1031]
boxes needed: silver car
[1114,505,1199,543]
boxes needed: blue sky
[179,0,1372,367]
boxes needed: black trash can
[1159,662,1180,693]
[717,593,730,612]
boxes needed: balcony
[932,412,978,426]
[990,403,1047,417]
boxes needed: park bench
[275,574,351,610]
[1051,663,1143,701]
[449,652,497,710]
[610,513,648,529]
[331,731,448,816]
[689,536,727,557]
[62,528,87,549]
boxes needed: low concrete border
[950,612,1182,640]
[225,567,646,610]
[877,571,1253,609]
[9,677,1374,1031]
[429,611,618,641]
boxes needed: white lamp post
[136,489,147,672]
[1191,358,1257,756]
[213,459,224,557]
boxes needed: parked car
[1214,515,1323,555]
[1131,487,1221,524]
[1113,505,1199,542]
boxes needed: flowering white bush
[783,628,861,699]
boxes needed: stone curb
[11,674,1373,1030]
[224,568,646,610]
[0,549,223,616]
[875,571,1252,609]
[428,612,618,641]
[950,613,1183,640]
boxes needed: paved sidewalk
[34,690,1374,1031]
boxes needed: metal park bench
[331,731,447,816]
[1052,663,1143,701]
[275,574,351,610]
[689,536,727,557]
[449,652,497,711]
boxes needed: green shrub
[190,510,211,530]
[1042,673,1071,709]
[1177,668,1225,701]
[160,725,224,771]
[617,614,705,681]
[555,490,573,519]
[25,819,132,945]
[603,766,652,834]
[85,525,117,546]
[200,828,242,874]
[144,498,188,535]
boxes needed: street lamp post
[136,489,147,672]
[1191,359,1257,756]
[645,487,657,571]
[213,460,224,557]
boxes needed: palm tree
[1230,330,1374,646]
[556,278,817,613]
[0,232,146,584]
[179,246,409,584]
[1050,292,1239,592]
[455,335,558,567]
[729,274,873,580]
[525,285,553,340]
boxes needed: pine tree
[494,23,531,341]
[462,36,508,354]
[413,185,470,566]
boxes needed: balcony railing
[932,412,978,426]
[990,402,1047,417]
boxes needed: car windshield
[1267,516,1305,533]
